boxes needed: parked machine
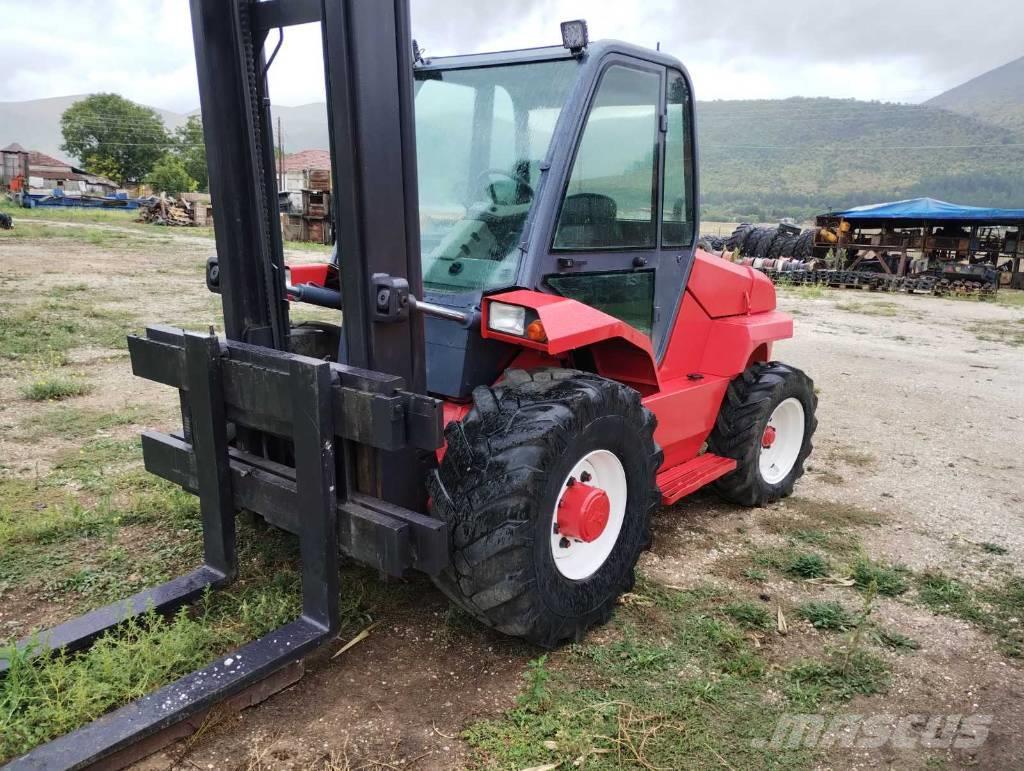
[2,1,816,766]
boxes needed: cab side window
[553,65,660,250]
[662,71,695,247]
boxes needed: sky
[1,0,1021,112]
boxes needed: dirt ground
[2,226,1024,769]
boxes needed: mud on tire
[708,362,817,506]
[429,368,662,648]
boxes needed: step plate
[657,454,737,505]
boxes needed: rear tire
[708,362,817,506]
[429,368,662,648]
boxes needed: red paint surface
[557,482,611,543]
[441,254,794,502]
[287,263,332,287]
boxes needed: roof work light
[560,19,589,53]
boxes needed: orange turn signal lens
[526,319,547,342]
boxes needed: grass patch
[48,438,143,494]
[752,546,831,580]
[873,628,920,652]
[0,460,382,763]
[0,287,138,368]
[784,650,890,708]
[763,516,862,558]
[22,406,146,440]
[19,376,91,401]
[786,552,830,579]
[992,290,1024,308]
[797,601,856,631]
[851,558,910,597]
[723,600,773,631]
[741,567,769,583]
[967,320,1024,347]
[916,572,987,623]
[916,571,1024,657]
[778,283,829,300]
[0,549,378,763]
[784,497,887,528]
[835,300,905,317]
[830,447,875,468]
[980,542,1009,555]
[465,582,822,770]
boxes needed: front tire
[708,362,817,506]
[429,369,662,648]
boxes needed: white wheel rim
[759,397,805,485]
[550,449,627,581]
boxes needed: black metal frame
[3,327,445,769]
[1,1,445,767]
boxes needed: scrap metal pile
[696,222,999,296]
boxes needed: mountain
[4,83,1023,221]
[0,95,188,164]
[926,56,1024,135]
[697,97,1024,219]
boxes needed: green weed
[980,542,1009,555]
[22,406,145,440]
[723,601,773,631]
[873,629,920,652]
[0,289,137,367]
[916,571,1024,657]
[19,377,91,401]
[835,300,905,318]
[967,321,1024,347]
[785,650,890,709]
[464,578,894,770]
[786,552,831,579]
[798,601,856,631]
[851,558,910,597]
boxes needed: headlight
[488,302,526,336]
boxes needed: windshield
[415,59,577,295]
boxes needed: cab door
[532,57,697,358]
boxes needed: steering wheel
[477,168,533,205]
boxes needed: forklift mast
[195,0,425,390]
[194,0,427,510]
[2,2,444,767]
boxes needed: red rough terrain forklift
[2,1,815,767]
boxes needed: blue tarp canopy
[834,197,1024,224]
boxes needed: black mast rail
[1,1,437,767]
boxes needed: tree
[174,116,208,192]
[146,155,196,197]
[60,93,170,185]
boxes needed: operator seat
[556,193,618,248]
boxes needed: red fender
[482,290,660,389]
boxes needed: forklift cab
[404,39,698,398]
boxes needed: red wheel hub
[761,425,777,449]
[557,481,610,543]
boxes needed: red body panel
[483,290,660,389]
[468,254,794,502]
[686,249,777,317]
[288,263,332,287]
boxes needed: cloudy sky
[1,0,1021,112]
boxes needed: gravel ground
[3,224,1024,769]
[775,291,1024,569]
